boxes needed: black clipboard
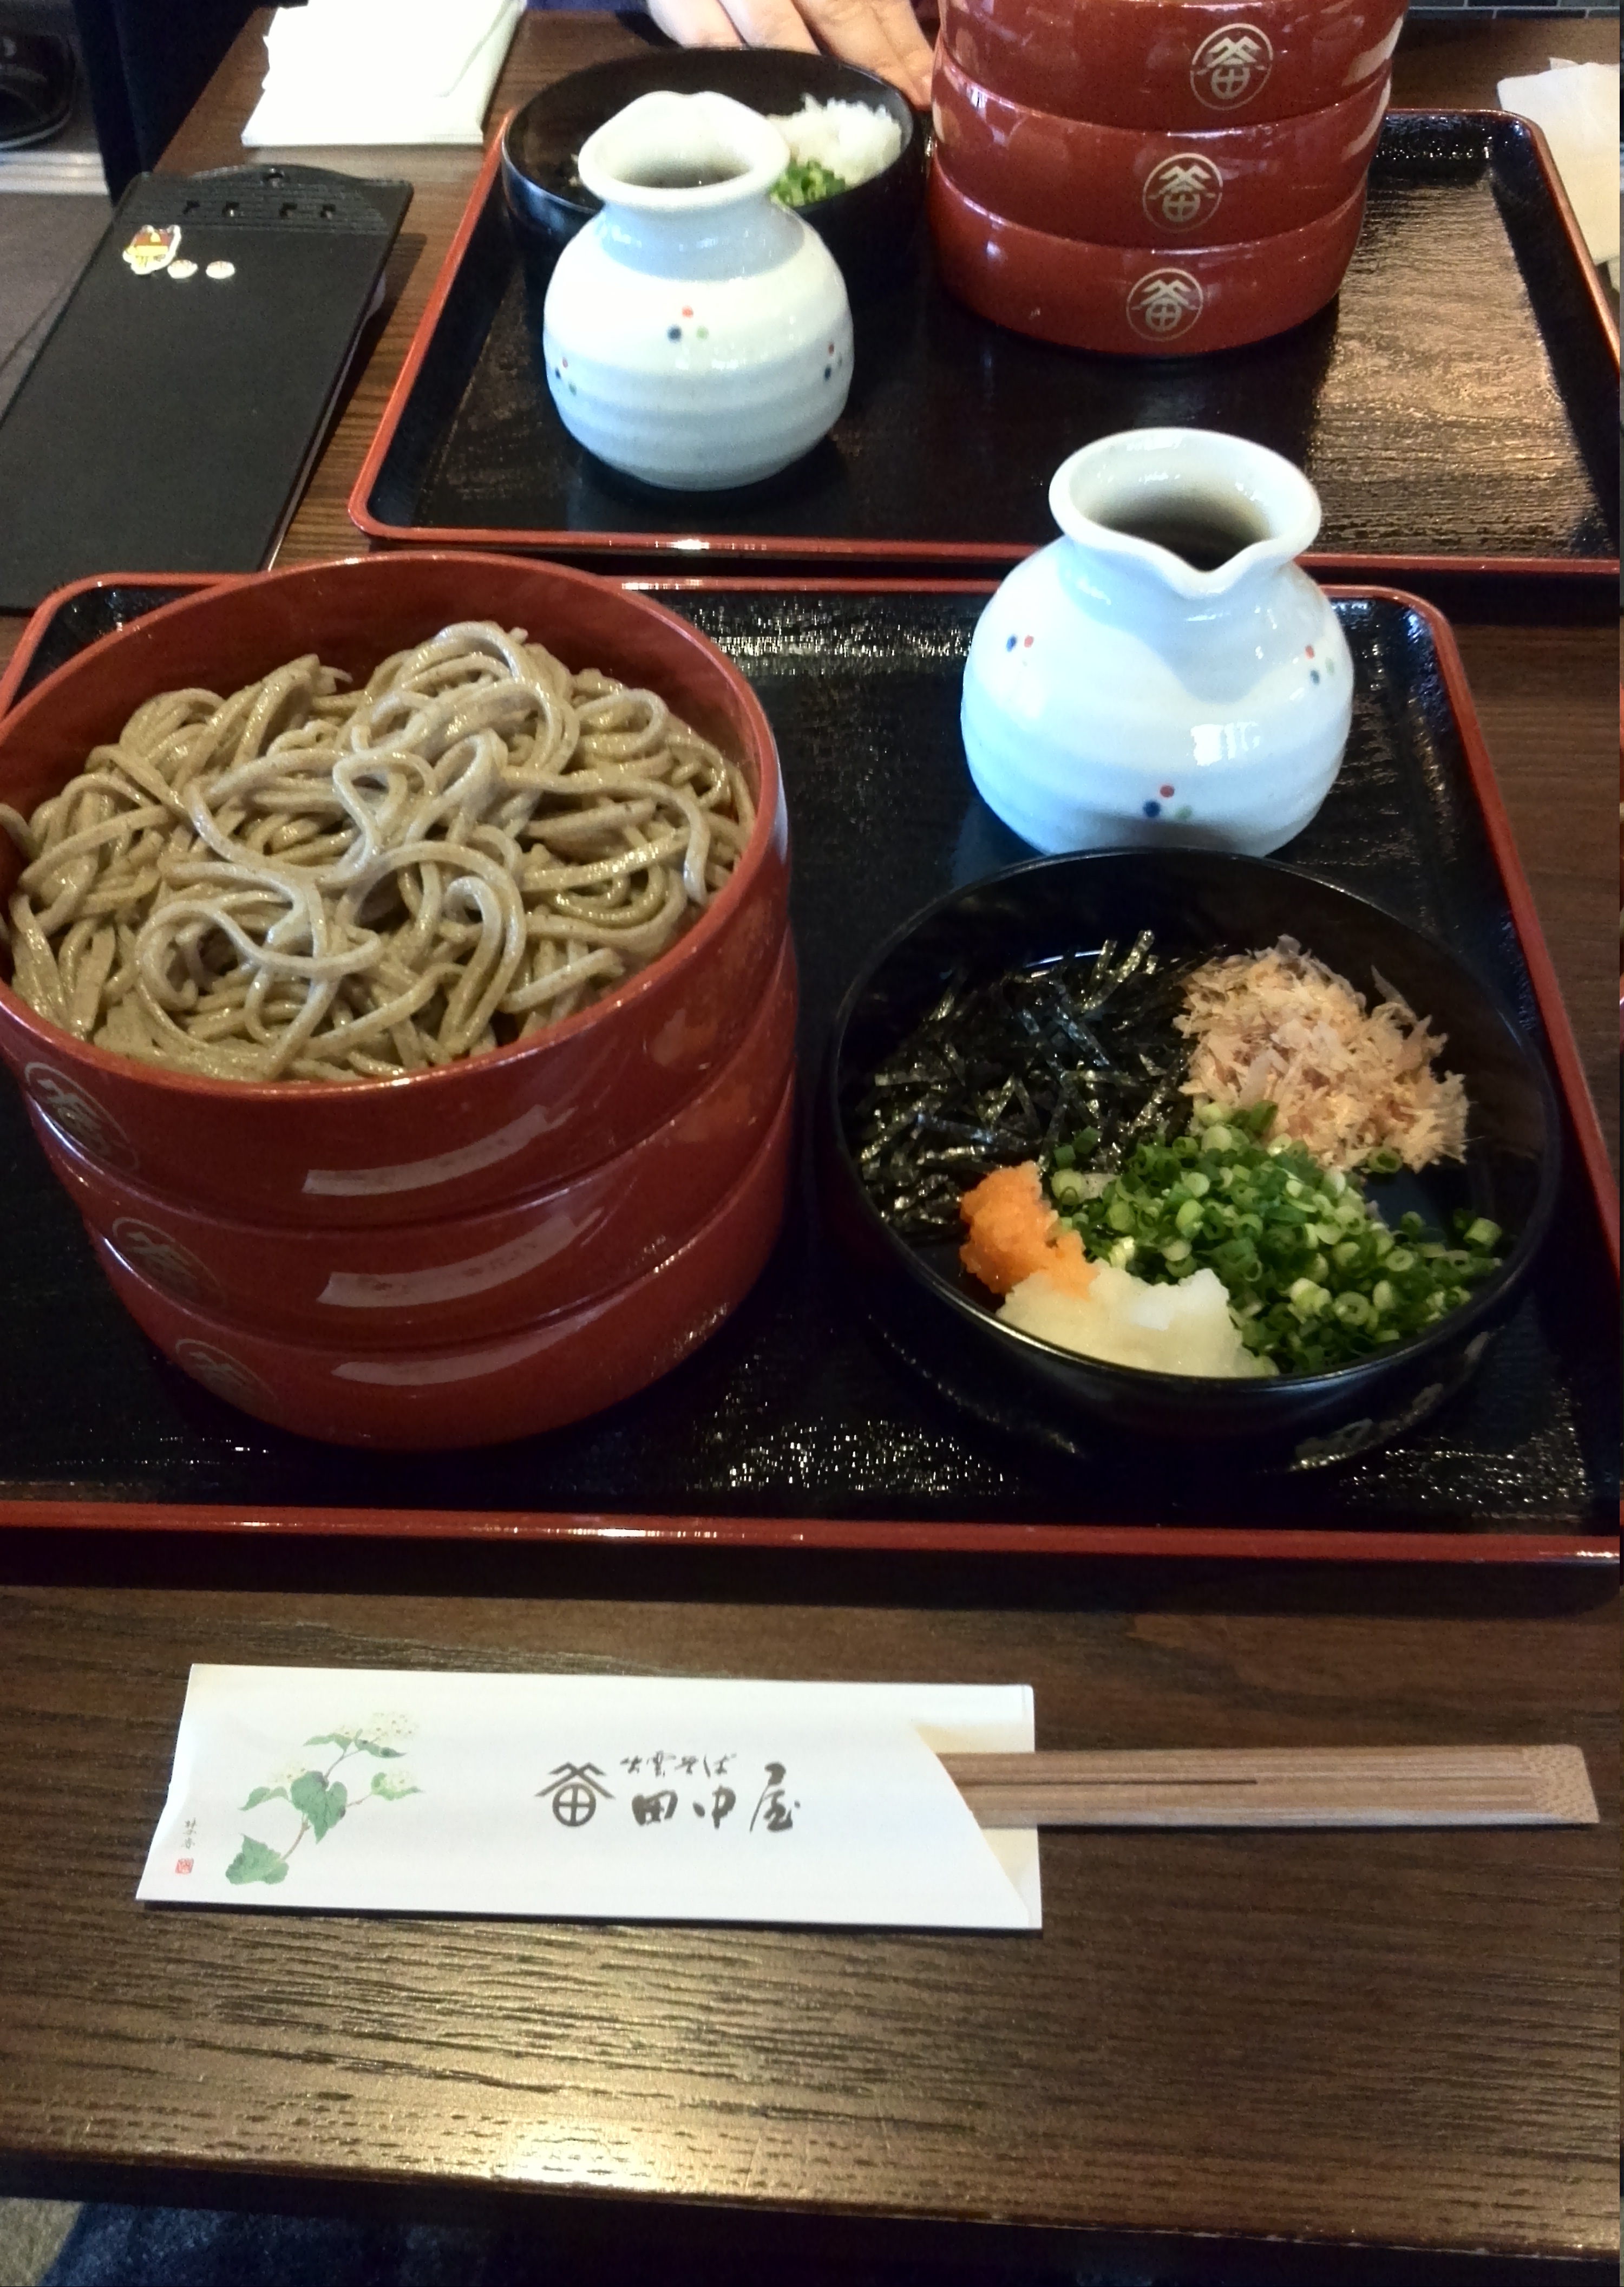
[0,162,410,610]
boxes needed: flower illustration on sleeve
[226,1717,421,1887]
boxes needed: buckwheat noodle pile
[1,620,754,1081]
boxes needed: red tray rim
[0,1499,1614,1563]
[0,567,1614,1564]
[345,109,1621,579]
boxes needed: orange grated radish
[959,1162,1096,1298]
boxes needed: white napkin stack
[242,0,524,148]
[1496,58,1621,286]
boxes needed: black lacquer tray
[0,577,1615,1561]
[350,111,1620,587]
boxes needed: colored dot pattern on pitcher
[1143,782,1195,822]
[1002,633,1036,652]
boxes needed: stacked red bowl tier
[927,0,1397,351]
[939,0,1406,130]
[92,1075,796,1450]
[933,49,1387,245]
[929,162,1368,352]
[31,933,797,1351]
[0,552,797,1447]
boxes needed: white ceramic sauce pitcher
[961,429,1353,855]
[542,90,854,491]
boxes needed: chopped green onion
[1043,1108,1509,1376]
[770,158,850,208]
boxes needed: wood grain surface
[939,1742,1602,1825]
[0,1558,1616,2275]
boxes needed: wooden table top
[0,15,1618,2278]
[0,1550,1617,2279]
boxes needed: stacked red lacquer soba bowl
[0,554,795,1448]
[929,0,1407,352]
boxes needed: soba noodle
[0,620,754,1082]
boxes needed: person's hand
[645,0,934,111]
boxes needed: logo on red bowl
[112,1219,224,1309]
[26,1063,140,1172]
[1189,24,1273,108]
[1126,268,1206,341]
[174,1340,276,1412]
[1142,155,1224,231]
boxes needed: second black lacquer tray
[350,111,1619,585]
[0,576,1614,1559]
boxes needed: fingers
[654,0,934,109]
[794,0,934,105]
[712,0,822,55]
[646,0,745,48]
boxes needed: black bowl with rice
[816,850,1560,1473]
[501,51,926,290]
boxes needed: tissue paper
[1497,60,1620,270]
[243,0,524,147]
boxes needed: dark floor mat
[42,2204,1178,2287]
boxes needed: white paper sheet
[1496,59,1621,266]
[139,1669,1040,1931]
[241,0,523,148]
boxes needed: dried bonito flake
[1176,936,1468,1173]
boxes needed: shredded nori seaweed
[854,931,1203,1237]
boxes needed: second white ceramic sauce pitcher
[542,90,853,491]
[961,429,1352,855]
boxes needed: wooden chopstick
[939,1746,1597,1828]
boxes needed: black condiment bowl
[500,51,926,291]
[816,851,1560,1472]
